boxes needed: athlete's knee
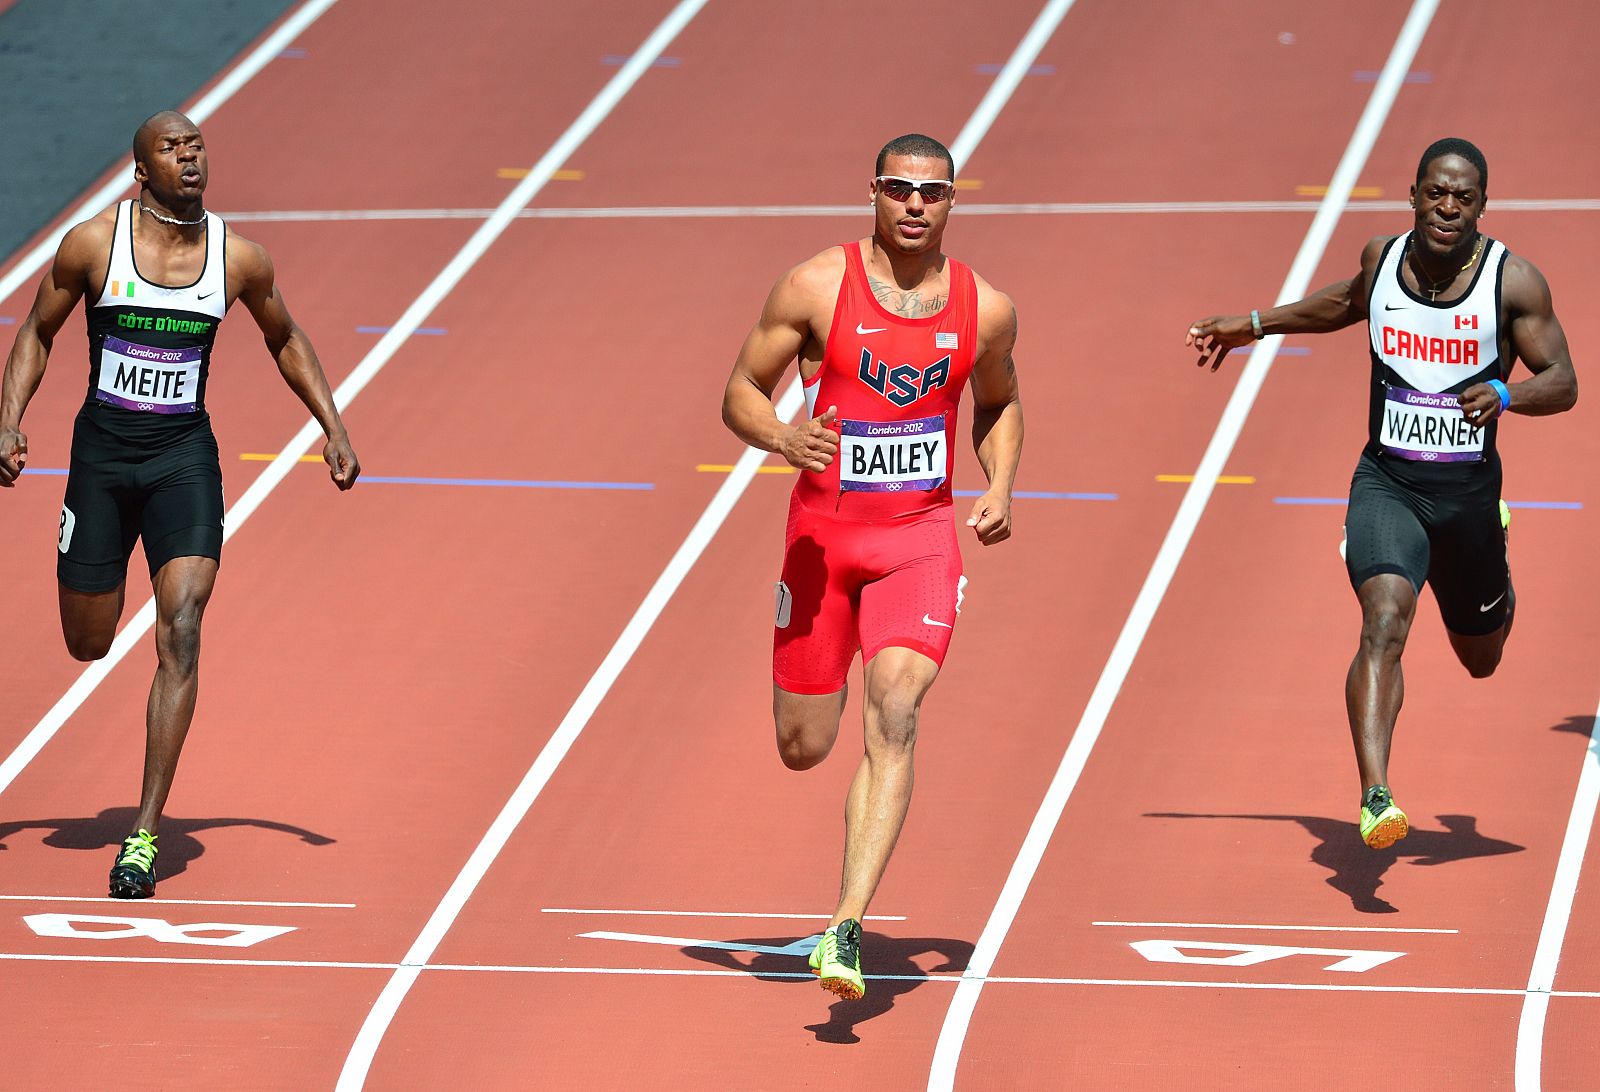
[866,682,922,753]
[157,603,205,675]
[773,690,843,771]
[1463,654,1501,680]
[1358,604,1412,660]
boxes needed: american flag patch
[935,332,958,349]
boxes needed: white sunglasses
[874,176,955,203]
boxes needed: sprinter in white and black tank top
[0,111,361,899]
[1183,138,1578,855]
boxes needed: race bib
[96,336,201,414]
[839,415,946,492]
[1379,387,1484,463]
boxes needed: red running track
[0,0,1596,1088]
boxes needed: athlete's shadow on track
[0,807,334,880]
[1551,714,1598,740]
[681,932,974,1044]
[1147,812,1522,914]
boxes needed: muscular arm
[233,235,359,488]
[1498,256,1577,415]
[965,285,1022,545]
[1186,236,1388,370]
[721,253,840,471]
[0,221,102,485]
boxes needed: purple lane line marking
[975,63,1054,76]
[1507,501,1583,510]
[361,475,653,491]
[1353,69,1431,83]
[601,54,681,67]
[20,467,70,476]
[953,489,1117,501]
[356,326,447,336]
[1274,497,1345,505]
[0,316,16,324]
[278,48,308,59]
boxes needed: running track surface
[1,2,1597,1088]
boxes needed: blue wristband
[1488,379,1511,413]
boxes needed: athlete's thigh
[137,429,223,579]
[1426,480,1508,637]
[1344,455,1429,595]
[773,501,861,696]
[857,511,963,668]
[57,430,143,596]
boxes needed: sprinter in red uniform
[722,133,1023,1000]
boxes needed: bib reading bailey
[1366,230,1508,486]
[85,199,227,441]
[796,242,978,519]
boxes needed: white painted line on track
[926,3,1442,1088]
[0,0,342,795]
[541,908,906,920]
[337,1,1074,1084]
[1092,921,1457,934]
[0,895,353,908]
[331,3,719,1087]
[1515,710,1600,1091]
[0,0,339,301]
[3,951,1600,1001]
[215,197,1600,224]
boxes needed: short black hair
[876,133,955,178]
[1416,137,1487,193]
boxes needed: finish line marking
[1092,920,1458,934]
[0,895,354,909]
[214,197,1600,224]
[1,950,1597,1000]
[541,908,907,920]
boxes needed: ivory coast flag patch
[109,280,136,298]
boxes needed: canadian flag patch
[1455,315,1479,330]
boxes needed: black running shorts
[1343,450,1509,636]
[56,413,223,593]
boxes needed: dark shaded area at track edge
[0,0,298,267]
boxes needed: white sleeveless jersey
[1365,231,1507,481]
[85,200,227,440]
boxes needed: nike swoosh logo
[922,614,953,629]
[1479,592,1507,612]
[198,290,216,299]
[1383,303,1408,311]
[856,323,887,335]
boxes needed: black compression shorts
[1344,450,1509,636]
[56,412,223,593]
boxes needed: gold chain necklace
[1413,233,1484,301]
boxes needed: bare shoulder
[765,244,846,321]
[970,267,1017,344]
[1360,234,1397,269]
[1501,253,1553,312]
[782,244,847,300]
[56,206,117,267]
[224,225,274,285]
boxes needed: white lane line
[0,895,353,908]
[0,0,339,301]
[213,197,1600,224]
[1092,921,1458,934]
[1516,709,1600,1091]
[540,908,907,920]
[579,930,819,956]
[330,3,718,1086]
[926,3,1442,1088]
[947,0,1079,170]
[3,951,1600,1000]
[0,1,342,798]
[337,2,1073,1084]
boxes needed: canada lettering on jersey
[857,349,951,408]
[1379,325,1480,367]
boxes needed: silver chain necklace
[139,200,206,227]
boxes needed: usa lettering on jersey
[857,349,951,408]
